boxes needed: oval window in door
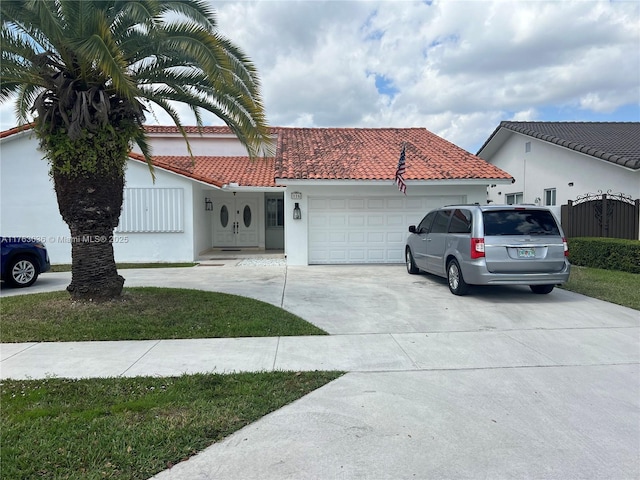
[243,205,252,228]
[220,205,229,228]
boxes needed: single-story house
[477,122,640,216]
[1,125,512,265]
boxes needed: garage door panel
[367,232,385,243]
[309,198,329,209]
[349,215,366,226]
[329,215,347,227]
[367,215,384,226]
[308,195,464,264]
[349,232,365,242]
[386,231,404,242]
[348,250,366,261]
[329,232,347,242]
[368,198,385,209]
[386,198,403,209]
[349,198,366,209]
[386,215,404,226]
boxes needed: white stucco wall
[281,182,488,265]
[0,131,202,264]
[113,161,197,263]
[0,130,73,263]
[485,133,639,206]
[132,133,252,157]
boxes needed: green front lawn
[0,287,336,479]
[1,372,342,480]
[561,265,640,310]
[0,287,327,343]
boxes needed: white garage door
[308,195,464,264]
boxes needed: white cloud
[2,0,638,153]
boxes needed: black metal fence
[561,191,640,240]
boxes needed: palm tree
[1,0,273,301]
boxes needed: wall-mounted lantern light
[293,202,302,220]
[205,197,213,211]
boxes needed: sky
[1,0,638,154]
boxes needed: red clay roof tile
[274,127,511,181]
[130,152,277,188]
[4,124,512,184]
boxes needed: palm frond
[1,0,272,158]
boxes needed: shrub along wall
[568,237,640,274]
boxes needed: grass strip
[0,287,327,342]
[1,371,343,479]
[561,265,640,310]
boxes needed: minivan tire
[7,255,39,287]
[406,248,419,274]
[530,284,555,294]
[447,259,469,295]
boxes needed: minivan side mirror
[408,225,417,233]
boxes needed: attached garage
[308,195,464,264]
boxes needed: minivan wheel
[530,284,554,294]
[447,259,469,295]
[406,248,419,274]
[7,256,39,287]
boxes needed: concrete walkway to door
[1,263,639,479]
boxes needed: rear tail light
[471,238,485,259]
[563,237,569,257]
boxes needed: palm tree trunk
[53,171,125,301]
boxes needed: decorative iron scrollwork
[573,190,634,206]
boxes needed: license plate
[518,248,535,258]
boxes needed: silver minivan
[405,204,570,295]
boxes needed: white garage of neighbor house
[1,125,512,266]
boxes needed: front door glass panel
[243,205,252,228]
[220,205,229,228]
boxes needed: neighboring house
[1,125,512,265]
[477,122,640,218]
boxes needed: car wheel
[7,256,39,288]
[530,284,554,294]
[406,248,419,274]
[447,259,469,295]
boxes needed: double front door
[213,196,258,247]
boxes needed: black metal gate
[561,191,640,239]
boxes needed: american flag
[395,144,407,194]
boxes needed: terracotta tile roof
[129,152,277,188]
[481,121,640,170]
[274,127,511,181]
[3,124,511,184]
[143,125,241,135]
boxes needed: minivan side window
[483,210,561,236]
[417,212,436,234]
[431,210,452,234]
[448,209,472,234]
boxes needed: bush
[568,237,640,274]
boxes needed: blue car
[1,237,51,287]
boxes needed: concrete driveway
[1,263,639,479]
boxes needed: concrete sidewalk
[1,264,639,479]
[2,326,638,380]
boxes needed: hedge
[568,237,640,274]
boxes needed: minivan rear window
[483,210,561,236]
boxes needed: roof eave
[275,178,513,186]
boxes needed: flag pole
[395,142,407,195]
